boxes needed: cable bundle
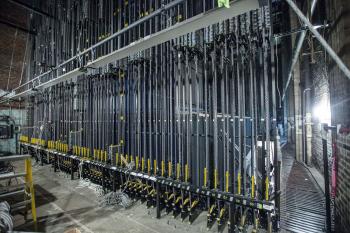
[0,202,13,233]
[98,191,133,209]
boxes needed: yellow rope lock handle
[168,193,175,201]
[116,153,119,166]
[204,167,207,187]
[209,204,216,215]
[214,169,218,189]
[191,200,199,209]
[185,164,189,182]
[176,163,180,180]
[181,197,190,209]
[219,207,226,219]
[175,196,182,204]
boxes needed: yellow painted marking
[225,171,229,192]
[237,173,241,195]
[265,177,269,201]
[153,160,157,176]
[185,164,189,182]
[251,175,255,198]
[168,162,172,178]
[136,156,139,170]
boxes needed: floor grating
[281,159,326,233]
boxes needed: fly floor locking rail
[19,3,280,233]
[20,142,276,233]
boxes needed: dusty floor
[13,163,226,233]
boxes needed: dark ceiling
[0,0,32,95]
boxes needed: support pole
[285,0,350,84]
[282,0,318,101]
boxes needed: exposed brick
[299,0,350,232]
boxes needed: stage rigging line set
[19,0,280,232]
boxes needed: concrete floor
[11,146,326,233]
[13,163,225,233]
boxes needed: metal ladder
[0,154,37,227]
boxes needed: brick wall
[325,0,350,232]
[0,1,29,92]
[335,134,350,232]
[297,0,350,231]
[0,24,28,91]
[309,53,332,173]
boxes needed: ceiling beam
[6,0,53,19]
[0,18,36,35]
